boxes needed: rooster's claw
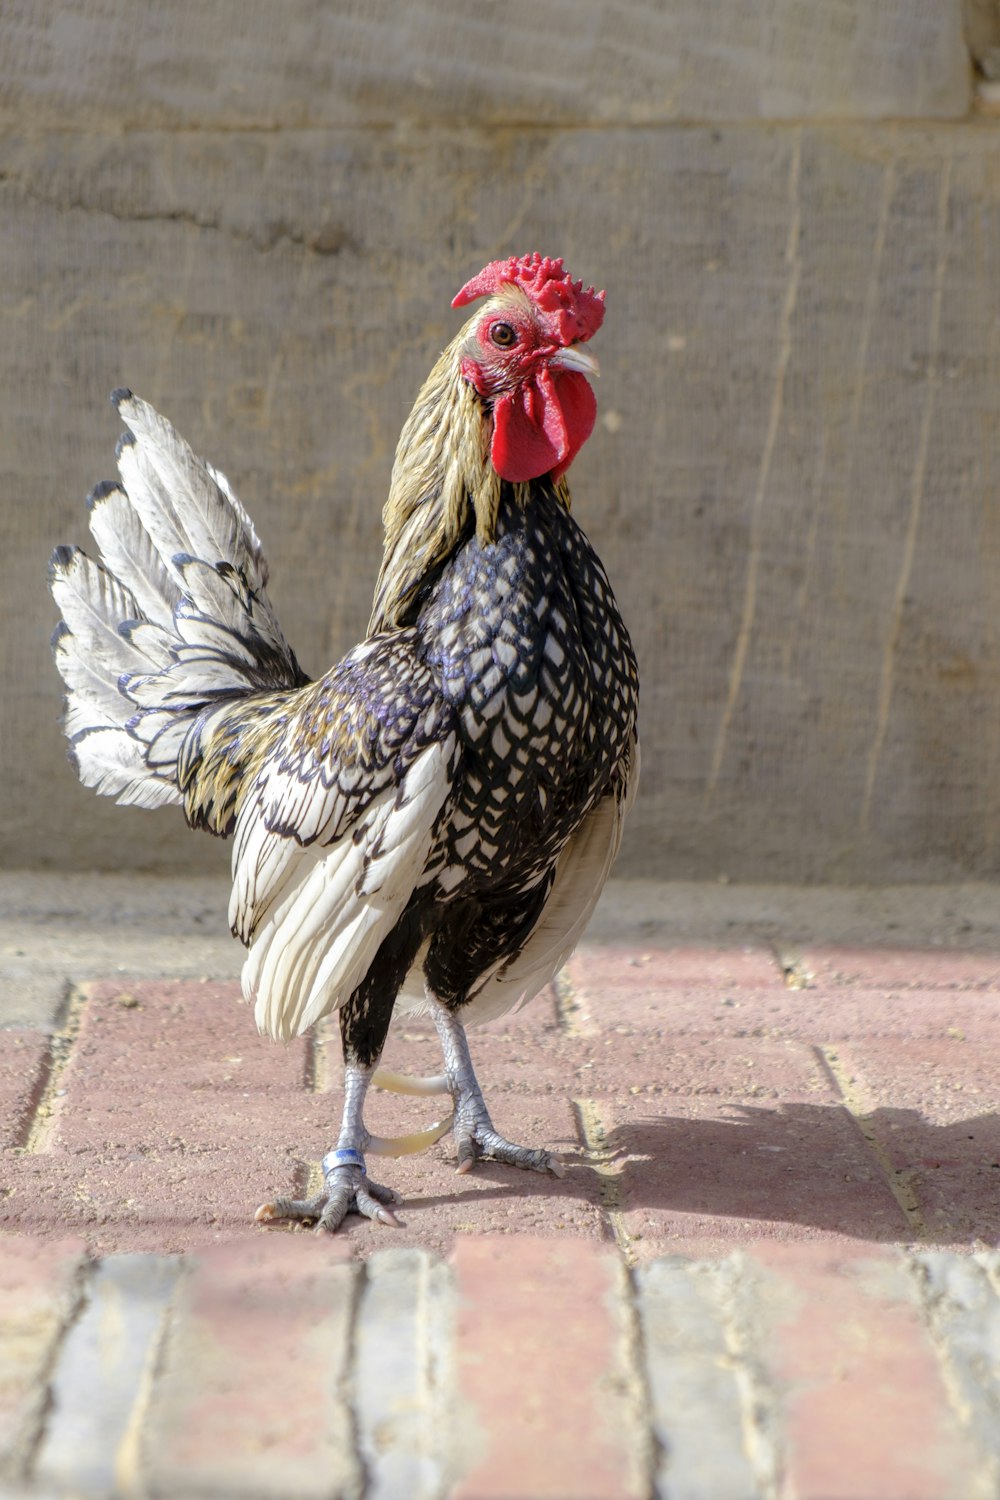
[256,1163,404,1233]
[454,1125,565,1178]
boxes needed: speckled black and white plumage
[226,476,637,1064]
[49,259,639,1227]
[415,480,637,995]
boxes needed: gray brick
[637,1257,759,1500]
[354,1249,451,1500]
[912,1251,1000,1474]
[32,1255,180,1496]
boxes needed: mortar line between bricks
[553,967,585,1036]
[814,1043,927,1240]
[901,1251,1000,1496]
[572,1098,637,1265]
[291,1024,334,1200]
[711,1257,783,1500]
[306,1021,332,1094]
[423,1256,457,1500]
[774,945,811,989]
[617,1260,664,1498]
[18,981,87,1153]
[110,1260,186,1496]
[341,1257,371,1500]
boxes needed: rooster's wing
[227,631,459,1041]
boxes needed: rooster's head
[453,253,605,484]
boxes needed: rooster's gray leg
[256,1062,404,1232]
[430,997,565,1178]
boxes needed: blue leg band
[323,1148,366,1175]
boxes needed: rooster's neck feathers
[369,329,570,635]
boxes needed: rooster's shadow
[597,1101,1000,1245]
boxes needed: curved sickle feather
[372,1068,450,1096]
[366,1109,455,1158]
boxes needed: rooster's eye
[489,322,517,348]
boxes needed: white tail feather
[50,391,300,814]
[87,484,182,628]
[115,393,268,592]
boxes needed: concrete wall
[3,1,999,884]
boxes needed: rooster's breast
[419,488,636,892]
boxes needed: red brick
[301,1093,602,1259]
[798,947,1000,990]
[831,1039,1000,1243]
[832,1038,997,1123]
[564,944,784,1033]
[146,1237,359,1499]
[604,1033,838,1100]
[596,1094,909,1255]
[4,1131,334,1251]
[0,1235,87,1469]
[753,1242,979,1500]
[8,979,596,1253]
[558,978,1000,1051]
[716,986,1000,1044]
[12,980,320,1249]
[577,984,804,1040]
[451,1237,643,1500]
[0,1031,51,1149]
[53,980,309,1151]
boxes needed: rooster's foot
[453,1115,565,1177]
[425,995,566,1177]
[255,1150,403,1233]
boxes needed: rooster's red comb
[452,253,605,343]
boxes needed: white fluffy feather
[240,736,456,1042]
[71,726,181,808]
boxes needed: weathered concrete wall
[2,1,998,884]
[0,1,972,126]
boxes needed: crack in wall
[0,168,352,254]
[859,155,953,834]
[705,127,803,802]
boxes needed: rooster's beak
[550,344,600,378]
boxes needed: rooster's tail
[49,390,306,833]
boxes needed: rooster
[49,253,639,1232]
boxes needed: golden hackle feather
[369,302,571,634]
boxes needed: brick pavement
[2,874,1000,1497]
